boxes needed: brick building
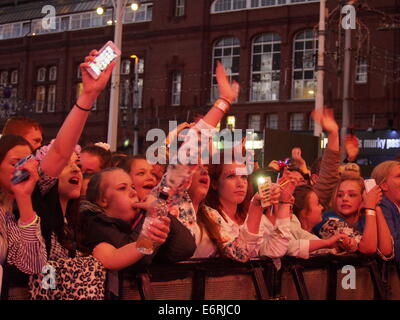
[0,0,398,164]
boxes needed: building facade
[0,0,398,163]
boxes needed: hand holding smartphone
[257,176,272,208]
[364,178,377,193]
[86,41,121,80]
[11,154,34,185]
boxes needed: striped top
[0,207,47,274]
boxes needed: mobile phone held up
[364,178,377,193]
[257,176,272,208]
[11,154,34,185]
[86,41,121,80]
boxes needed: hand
[362,185,382,209]
[325,233,349,249]
[339,236,358,253]
[216,60,239,104]
[10,158,39,198]
[270,183,281,205]
[311,107,339,134]
[279,180,295,204]
[165,122,192,145]
[267,160,280,171]
[144,216,171,248]
[291,147,308,173]
[345,134,359,162]
[79,49,116,99]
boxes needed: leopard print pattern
[28,255,106,300]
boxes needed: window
[49,66,57,81]
[3,24,12,39]
[248,114,261,131]
[12,23,21,38]
[120,79,131,109]
[61,16,70,31]
[10,70,18,84]
[266,113,278,129]
[289,113,304,131]
[47,84,56,112]
[226,115,236,131]
[211,37,240,101]
[251,33,281,101]
[175,0,185,17]
[171,71,182,106]
[37,67,46,82]
[81,13,91,29]
[292,29,318,99]
[22,22,30,36]
[355,56,368,84]
[212,0,318,12]
[121,60,131,75]
[71,15,81,30]
[308,115,315,131]
[35,86,46,113]
[0,71,8,85]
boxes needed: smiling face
[130,158,158,200]
[0,144,32,194]
[58,152,83,201]
[99,169,139,223]
[216,163,248,206]
[335,180,363,217]
[188,165,210,203]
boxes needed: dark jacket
[78,201,196,272]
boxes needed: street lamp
[96,6,105,15]
[101,0,140,152]
[131,1,140,11]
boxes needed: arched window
[251,33,281,101]
[47,84,56,112]
[211,37,240,101]
[121,60,131,75]
[292,29,317,99]
[35,86,46,113]
[37,67,46,82]
[49,66,57,81]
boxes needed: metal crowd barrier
[114,255,400,300]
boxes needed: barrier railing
[115,254,400,300]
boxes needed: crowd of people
[0,49,399,300]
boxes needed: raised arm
[40,50,115,177]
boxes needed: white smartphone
[364,178,377,193]
[86,41,121,80]
[257,176,272,208]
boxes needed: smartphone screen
[90,45,118,76]
[86,41,121,79]
[364,178,376,193]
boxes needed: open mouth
[199,178,209,185]
[68,177,80,185]
[142,184,155,190]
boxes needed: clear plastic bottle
[136,187,170,255]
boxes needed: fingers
[103,60,116,78]
[146,218,170,243]
[84,55,96,63]
[18,159,39,180]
